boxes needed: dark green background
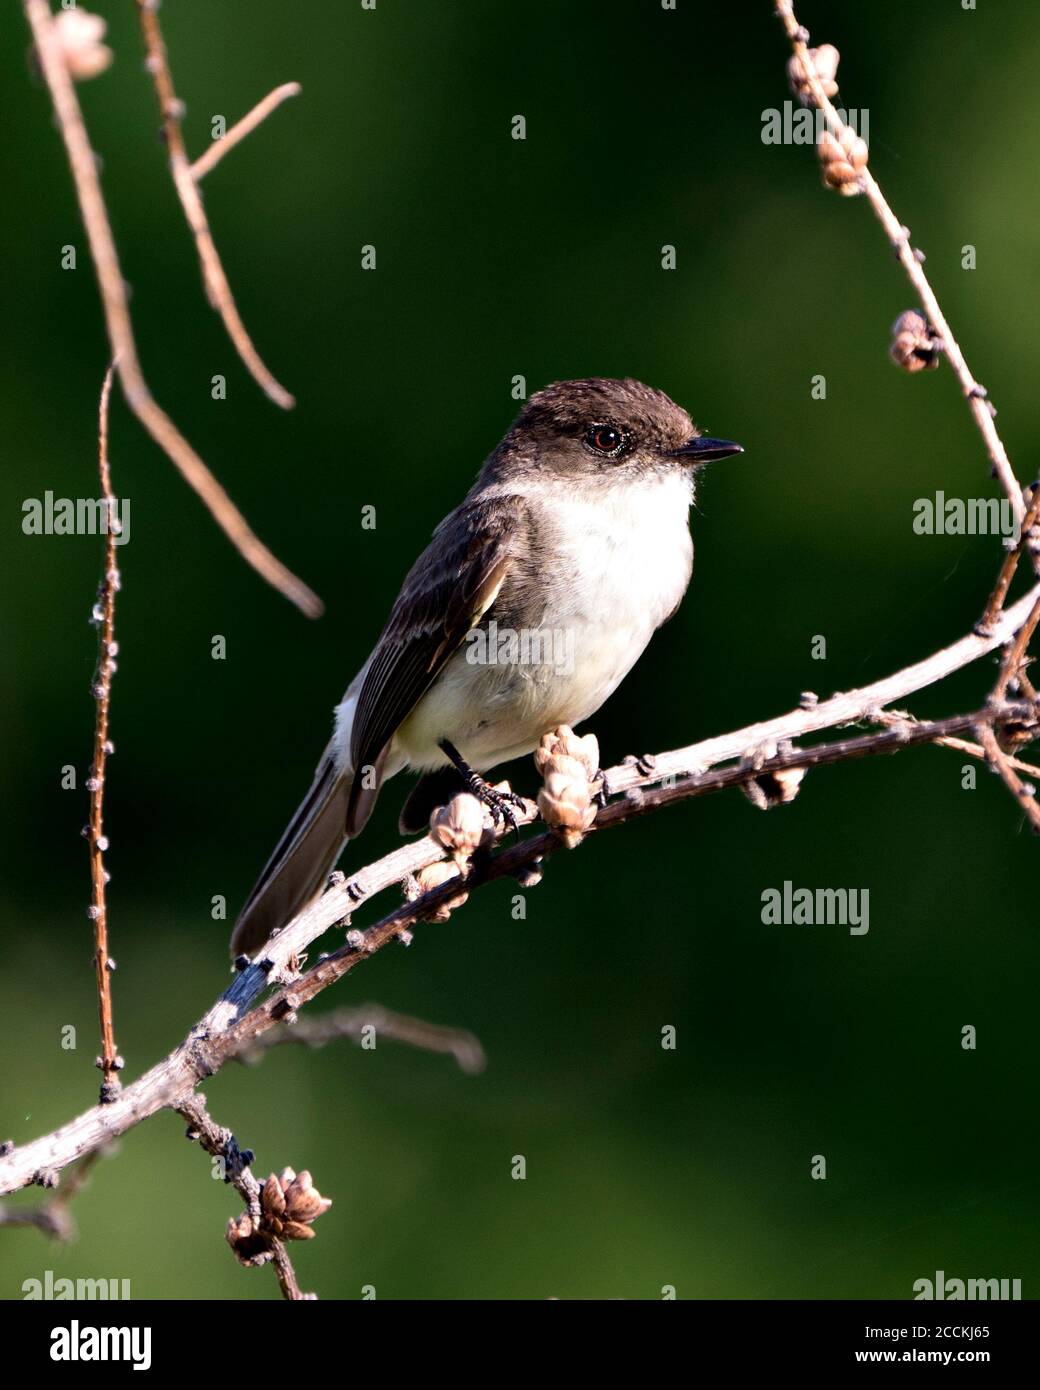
[1,0,1037,1300]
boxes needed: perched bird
[231,378,742,957]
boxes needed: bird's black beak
[670,436,745,464]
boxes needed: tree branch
[0,1151,102,1241]
[190,83,302,182]
[89,363,122,1103]
[134,0,296,409]
[993,595,1040,706]
[237,1003,486,1076]
[1,679,1035,1199]
[979,486,1040,634]
[175,1095,312,1301]
[977,724,1040,834]
[775,0,1028,526]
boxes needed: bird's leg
[438,739,527,835]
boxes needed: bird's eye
[585,424,624,456]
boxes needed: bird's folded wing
[346,492,528,833]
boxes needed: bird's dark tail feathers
[230,754,353,959]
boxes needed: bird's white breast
[542,469,695,638]
[394,469,695,771]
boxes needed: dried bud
[225,1212,266,1264]
[775,767,807,801]
[742,766,807,810]
[817,126,868,195]
[537,767,597,849]
[514,859,544,889]
[430,792,488,861]
[889,309,942,372]
[53,9,113,82]
[998,711,1039,753]
[787,44,840,105]
[543,753,588,784]
[534,725,600,780]
[259,1168,332,1242]
[406,860,469,921]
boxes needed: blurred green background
[1,0,1038,1300]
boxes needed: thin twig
[979,486,1040,633]
[238,1003,486,1076]
[774,0,1027,526]
[22,0,321,618]
[0,1151,102,1241]
[190,83,302,181]
[134,1,296,410]
[992,594,1040,706]
[875,717,1040,780]
[270,1245,309,1300]
[976,725,1040,834]
[90,363,121,1103]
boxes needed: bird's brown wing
[230,493,528,958]
[346,492,528,834]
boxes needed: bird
[230,377,743,957]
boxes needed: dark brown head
[481,377,743,487]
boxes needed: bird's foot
[438,739,527,836]
[476,780,528,836]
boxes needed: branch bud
[52,9,113,82]
[818,126,868,195]
[889,309,942,372]
[534,725,600,780]
[405,860,469,921]
[429,793,488,862]
[787,44,840,106]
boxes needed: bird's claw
[478,783,527,838]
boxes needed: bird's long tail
[229,750,353,959]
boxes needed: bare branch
[175,1095,312,1301]
[134,1,295,409]
[1,688,1034,1200]
[0,1203,73,1239]
[238,1003,486,1076]
[871,709,1040,781]
[979,486,1040,634]
[89,363,122,1103]
[0,1151,103,1242]
[775,0,1028,526]
[190,83,302,182]
[22,0,322,618]
[977,725,1040,834]
[993,595,1040,706]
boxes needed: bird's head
[487,377,743,490]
